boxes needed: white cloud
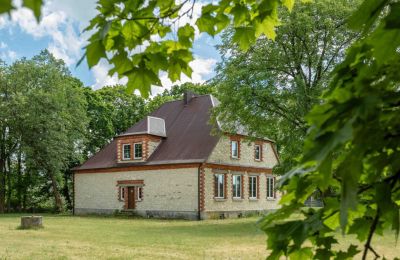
[0,50,17,61]
[152,56,217,96]
[0,42,7,49]
[91,60,128,90]
[3,1,87,66]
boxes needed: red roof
[74,94,220,171]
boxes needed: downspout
[72,171,75,215]
[197,164,201,220]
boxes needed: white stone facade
[75,135,280,220]
[75,167,199,219]
[207,136,278,168]
[202,167,280,219]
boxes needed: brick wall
[117,134,161,162]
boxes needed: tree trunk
[0,157,5,213]
[62,170,72,210]
[16,150,22,211]
[6,155,11,212]
[48,169,63,212]
[0,132,6,213]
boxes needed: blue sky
[0,0,221,94]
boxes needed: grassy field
[0,214,398,260]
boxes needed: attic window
[231,141,239,159]
[255,145,261,161]
[122,144,131,160]
[134,143,143,159]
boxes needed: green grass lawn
[0,214,398,259]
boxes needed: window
[214,174,225,198]
[232,175,242,198]
[231,140,239,158]
[249,176,257,199]
[134,143,143,159]
[266,176,275,199]
[122,144,131,160]
[119,187,125,201]
[136,187,143,201]
[255,145,261,161]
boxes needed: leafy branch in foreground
[259,0,400,259]
[83,0,298,97]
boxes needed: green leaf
[86,39,106,69]
[232,27,256,51]
[335,245,360,259]
[230,4,248,26]
[348,0,387,31]
[0,0,13,14]
[23,0,42,21]
[126,67,160,98]
[177,24,195,47]
[282,0,295,12]
[289,247,313,260]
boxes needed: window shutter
[273,177,276,199]
[213,175,217,198]
[118,186,121,201]
[139,187,143,200]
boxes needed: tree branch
[362,209,380,260]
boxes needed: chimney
[184,90,195,105]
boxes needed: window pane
[233,175,241,198]
[219,175,224,197]
[123,145,131,159]
[267,177,274,198]
[134,143,142,158]
[255,146,260,160]
[231,141,238,157]
[215,174,224,198]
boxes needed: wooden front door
[127,187,136,209]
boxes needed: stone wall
[202,167,280,219]
[207,135,278,168]
[74,167,199,217]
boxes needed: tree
[0,51,88,212]
[83,85,148,157]
[147,82,215,113]
[211,0,359,174]
[258,1,400,259]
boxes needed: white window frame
[119,187,125,201]
[133,142,143,159]
[231,140,239,159]
[266,176,275,199]
[249,176,257,199]
[255,144,261,161]
[232,175,242,198]
[214,174,225,198]
[135,186,143,201]
[122,144,131,160]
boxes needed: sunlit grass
[0,214,397,259]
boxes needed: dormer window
[122,144,131,160]
[134,143,143,159]
[231,140,239,159]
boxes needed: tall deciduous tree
[0,51,88,212]
[212,0,359,174]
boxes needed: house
[73,92,280,220]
